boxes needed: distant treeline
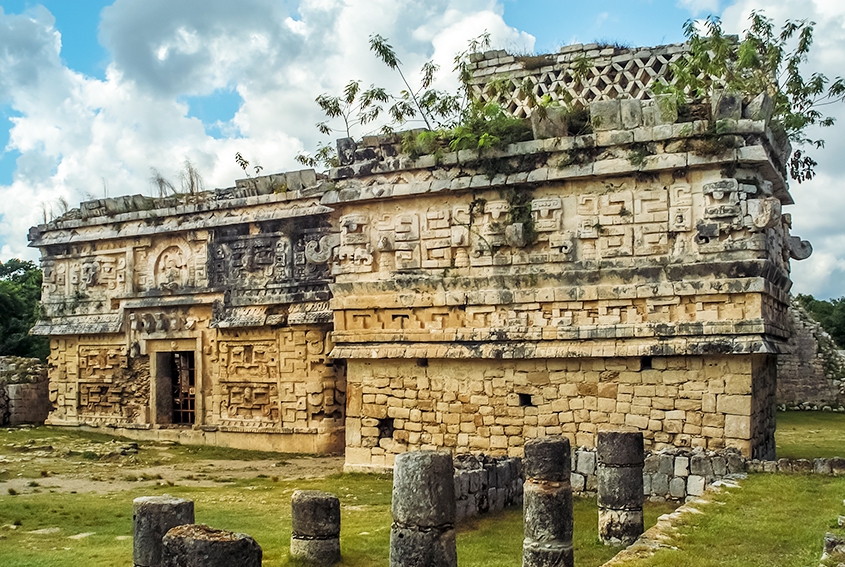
[0,259,48,361]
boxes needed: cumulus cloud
[0,0,532,261]
[676,0,720,16]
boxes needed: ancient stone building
[28,173,345,453]
[777,300,845,408]
[28,42,811,467]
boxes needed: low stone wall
[747,457,845,475]
[450,447,753,513]
[570,447,746,501]
[453,455,523,521]
[0,356,50,425]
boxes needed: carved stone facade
[28,43,809,463]
[29,186,344,452]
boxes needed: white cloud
[0,0,532,262]
[676,0,720,16]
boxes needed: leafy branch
[655,12,845,182]
[235,152,263,177]
[315,80,390,138]
[369,34,461,130]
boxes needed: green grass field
[1,409,844,566]
[619,473,845,567]
[776,410,845,459]
[0,472,676,567]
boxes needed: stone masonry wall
[570,446,746,501]
[0,356,50,425]
[345,354,775,471]
[29,41,808,459]
[778,301,845,408]
[453,455,523,521]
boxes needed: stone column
[133,495,194,567]
[523,437,574,567]
[389,451,457,567]
[597,431,644,546]
[290,490,341,565]
[161,524,262,567]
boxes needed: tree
[658,12,845,182]
[795,294,845,348]
[0,259,48,360]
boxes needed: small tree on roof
[657,12,845,182]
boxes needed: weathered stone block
[718,395,752,416]
[524,437,571,481]
[686,475,706,496]
[724,414,751,439]
[389,527,457,567]
[161,524,262,567]
[674,456,689,477]
[651,473,669,495]
[590,100,622,131]
[712,90,742,121]
[652,95,678,125]
[668,477,686,498]
[576,450,597,475]
[743,92,773,122]
[392,451,455,527]
[598,509,644,546]
[134,495,195,567]
[597,467,644,509]
[620,99,643,129]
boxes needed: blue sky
[0,0,703,186]
[1,0,844,298]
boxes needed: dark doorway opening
[170,352,195,425]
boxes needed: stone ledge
[331,335,785,359]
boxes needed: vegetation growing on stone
[654,12,845,182]
[796,294,845,349]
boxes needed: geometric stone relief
[669,185,693,232]
[335,293,755,337]
[214,328,342,430]
[155,245,190,291]
[136,240,189,292]
[374,212,421,271]
[40,253,128,301]
[218,340,280,383]
[130,311,193,335]
[211,234,294,286]
[335,214,374,275]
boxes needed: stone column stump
[133,495,195,567]
[290,490,341,564]
[597,431,645,546]
[523,436,574,567]
[389,451,457,567]
[161,524,262,567]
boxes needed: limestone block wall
[344,354,775,471]
[570,447,747,501]
[0,357,50,425]
[328,87,799,468]
[453,455,523,521]
[777,302,845,408]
